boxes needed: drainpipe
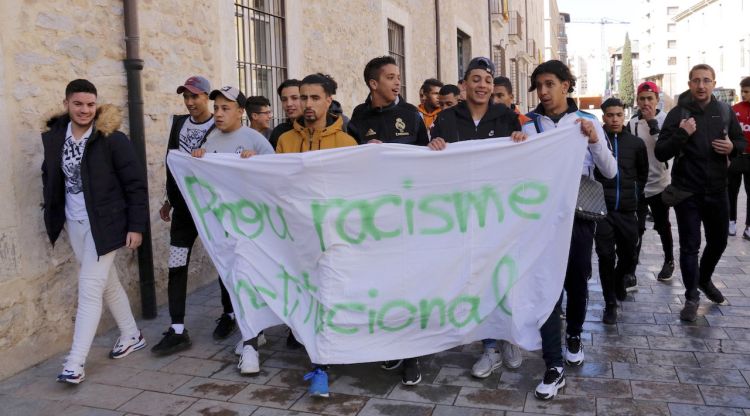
[487,0,492,58]
[123,0,157,319]
[435,0,441,78]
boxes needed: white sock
[172,324,185,334]
[227,313,235,320]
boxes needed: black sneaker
[602,304,617,325]
[623,274,638,292]
[213,314,237,340]
[286,330,304,350]
[534,367,566,400]
[680,299,699,322]
[657,260,674,281]
[151,328,191,356]
[699,282,725,304]
[615,278,627,302]
[401,359,421,385]
[380,360,403,371]
[564,335,584,366]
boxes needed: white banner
[167,125,588,364]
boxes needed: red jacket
[734,101,750,153]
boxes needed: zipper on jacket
[614,133,620,210]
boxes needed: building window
[387,19,407,99]
[457,30,471,81]
[667,6,678,15]
[667,23,676,32]
[667,40,676,49]
[668,56,677,65]
[493,45,506,76]
[236,0,287,126]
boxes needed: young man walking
[269,79,302,149]
[628,82,675,282]
[655,64,745,321]
[42,79,148,384]
[595,98,648,324]
[417,78,443,131]
[192,86,275,375]
[521,60,617,400]
[728,77,750,239]
[276,73,357,397]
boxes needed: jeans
[673,192,729,301]
[540,217,595,368]
[66,219,139,367]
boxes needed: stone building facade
[0,0,555,380]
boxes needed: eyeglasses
[690,78,715,85]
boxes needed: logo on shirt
[366,128,377,137]
[489,130,494,136]
[394,117,409,137]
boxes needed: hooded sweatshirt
[276,113,357,153]
[628,109,670,197]
[417,103,441,132]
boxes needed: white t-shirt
[62,122,93,220]
[178,115,215,153]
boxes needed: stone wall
[0,0,234,380]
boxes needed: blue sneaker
[303,367,329,398]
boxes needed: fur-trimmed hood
[44,104,122,136]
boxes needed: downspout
[435,0,441,78]
[123,0,157,319]
[487,0,492,59]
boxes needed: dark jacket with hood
[348,95,428,145]
[594,129,648,212]
[42,105,148,256]
[165,114,215,212]
[430,101,521,142]
[655,90,746,194]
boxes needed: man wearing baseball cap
[153,75,233,357]
[428,57,526,381]
[191,86,274,376]
[628,81,675,285]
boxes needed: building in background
[0,0,561,380]
[635,0,682,100]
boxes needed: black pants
[635,193,674,269]
[540,217,595,368]
[595,211,639,305]
[728,154,750,224]
[673,192,729,302]
[168,206,233,324]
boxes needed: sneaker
[304,367,329,398]
[380,360,403,371]
[615,278,627,302]
[657,260,674,282]
[151,328,191,356]
[624,274,638,292]
[401,359,422,385]
[287,330,304,349]
[680,299,699,322]
[238,345,260,375]
[213,313,237,340]
[564,335,584,366]
[110,331,146,359]
[56,363,85,385]
[234,332,267,356]
[743,227,750,241]
[602,304,617,325]
[471,348,502,378]
[534,367,565,400]
[500,341,523,369]
[730,221,737,236]
[699,282,726,304]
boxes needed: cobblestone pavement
[2,217,750,416]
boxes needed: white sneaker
[534,367,565,400]
[238,345,260,375]
[471,347,502,378]
[564,336,584,366]
[109,331,146,359]
[56,362,85,384]
[500,340,523,369]
[234,333,267,356]
[730,221,737,236]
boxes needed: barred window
[388,20,407,100]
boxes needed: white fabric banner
[167,125,588,364]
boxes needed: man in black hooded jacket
[655,64,745,322]
[594,98,648,325]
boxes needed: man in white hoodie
[629,82,675,283]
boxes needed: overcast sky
[558,0,639,57]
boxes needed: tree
[619,33,634,108]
